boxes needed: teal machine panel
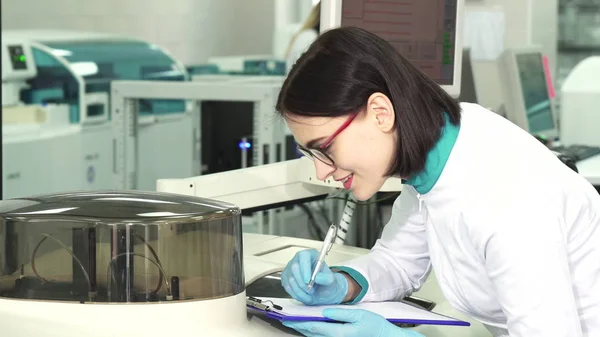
[21,39,189,123]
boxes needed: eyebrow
[305,136,326,149]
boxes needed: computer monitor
[320,0,464,98]
[499,47,558,139]
[458,48,478,104]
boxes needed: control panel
[1,39,37,81]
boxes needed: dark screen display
[8,45,28,70]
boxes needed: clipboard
[246,296,470,327]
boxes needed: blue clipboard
[246,296,470,327]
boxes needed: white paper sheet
[463,10,506,61]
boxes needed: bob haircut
[276,26,462,179]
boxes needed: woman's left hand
[282,308,425,337]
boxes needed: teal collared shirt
[405,114,461,194]
[334,113,460,303]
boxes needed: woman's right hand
[281,249,350,306]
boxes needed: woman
[285,1,320,71]
[277,27,600,337]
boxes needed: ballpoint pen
[306,224,338,292]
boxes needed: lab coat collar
[405,113,460,195]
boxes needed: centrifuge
[0,191,290,336]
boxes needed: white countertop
[577,154,600,186]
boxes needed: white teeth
[343,175,352,183]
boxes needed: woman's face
[285,93,397,201]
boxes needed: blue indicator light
[238,141,251,149]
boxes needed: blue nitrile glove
[282,308,425,337]
[281,249,349,306]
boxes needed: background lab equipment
[2,35,82,198]
[559,56,600,149]
[1,30,194,198]
[109,77,295,236]
[558,56,600,188]
[191,75,288,174]
[499,46,600,163]
[195,56,287,76]
[499,46,559,140]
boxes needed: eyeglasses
[296,113,358,167]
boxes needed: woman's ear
[367,92,395,133]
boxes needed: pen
[306,224,338,292]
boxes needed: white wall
[228,0,276,57]
[465,0,558,111]
[1,0,275,65]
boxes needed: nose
[313,160,336,181]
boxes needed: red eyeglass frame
[297,113,358,166]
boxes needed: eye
[321,142,334,154]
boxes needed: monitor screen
[515,53,555,134]
[340,0,458,85]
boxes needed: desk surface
[577,154,600,186]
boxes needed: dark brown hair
[276,26,461,178]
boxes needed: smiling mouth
[337,174,354,190]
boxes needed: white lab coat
[286,29,319,72]
[344,103,600,336]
